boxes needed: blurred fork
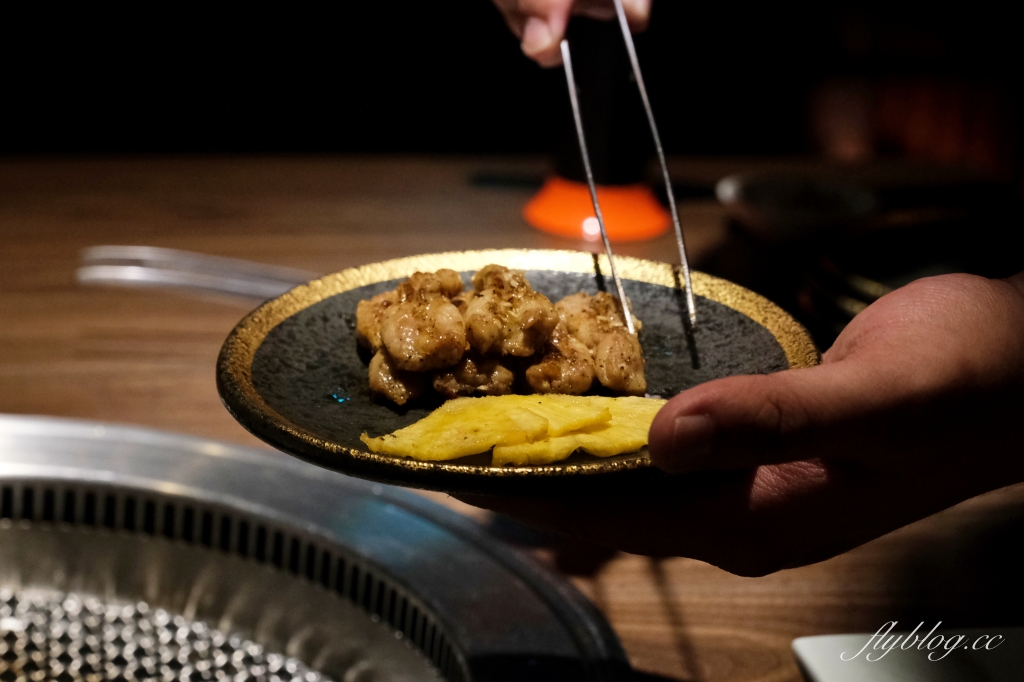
[76,245,316,301]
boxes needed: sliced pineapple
[506,394,612,436]
[359,394,608,461]
[492,437,582,466]
[492,396,665,465]
[360,396,550,460]
[361,394,665,465]
[570,396,666,457]
[568,424,650,458]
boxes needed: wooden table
[3,157,1022,682]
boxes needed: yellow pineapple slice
[494,397,665,465]
[362,394,665,465]
[360,396,548,460]
[569,423,651,458]
[505,394,612,436]
[492,437,582,466]
[602,395,668,423]
[575,395,666,456]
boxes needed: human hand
[460,272,1024,575]
[492,0,651,66]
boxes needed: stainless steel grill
[0,588,329,682]
[0,416,631,682]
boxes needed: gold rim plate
[217,249,819,495]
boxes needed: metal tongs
[560,0,697,330]
[77,245,315,300]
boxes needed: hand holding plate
[462,272,1024,575]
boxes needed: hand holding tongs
[560,0,697,329]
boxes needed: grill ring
[0,415,630,682]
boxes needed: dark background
[2,1,1019,167]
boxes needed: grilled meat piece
[377,269,467,372]
[525,322,595,395]
[368,350,427,405]
[594,327,646,395]
[433,353,516,398]
[463,265,559,357]
[556,291,645,394]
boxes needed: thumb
[648,361,877,473]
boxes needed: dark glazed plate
[217,249,819,495]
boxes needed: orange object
[523,176,670,242]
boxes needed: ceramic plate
[217,249,818,495]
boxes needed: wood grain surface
[2,157,1022,682]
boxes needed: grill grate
[1,483,460,682]
[0,588,329,682]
